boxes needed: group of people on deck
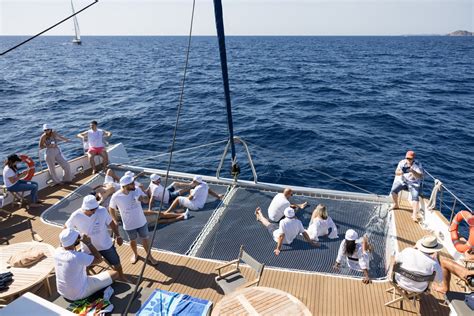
[54,170,223,301]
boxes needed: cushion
[7,247,46,267]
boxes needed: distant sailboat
[71,0,81,45]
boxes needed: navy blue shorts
[99,245,121,266]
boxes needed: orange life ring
[18,154,35,181]
[450,210,474,253]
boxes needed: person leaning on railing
[2,154,43,208]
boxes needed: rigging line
[126,138,228,165]
[0,0,99,56]
[123,0,197,314]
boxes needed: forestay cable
[123,0,197,314]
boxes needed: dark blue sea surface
[1,36,473,223]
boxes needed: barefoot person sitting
[268,188,308,222]
[53,228,119,301]
[2,154,43,208]
[255,206,319,256]
[307,204,338,241]
[65,195,127,281]
[77,120,112,174]
[333,229,371,284]
[164,176,223,213]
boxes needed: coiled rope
[123,0,197,314]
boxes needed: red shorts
[88,147,105,155]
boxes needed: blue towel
[137,289,212,316]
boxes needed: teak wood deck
[0,171,461,315]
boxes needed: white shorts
[177,196,199,211]
[81,271,113,298]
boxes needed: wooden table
[212,286,312,316]
[0,241,56,303]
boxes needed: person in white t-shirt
[333,229,372,284]
[77,120,112,174]
[146,174,182,210]
[307,204,339,241]
[267,188,308,222]
[92,169,121,205]
[255,207,319,256]
[65,195,126,281]
[164,175,224,213]
[390,150,424,222]
[53,228,119,301]
[392,236,444,293]
[2,154,42,207]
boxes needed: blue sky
[0,0,472,35]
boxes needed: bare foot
[255,207,262,221]
[130,255,138,264]
[147,257,158,266]
[299,202,308,209]
[390,204,399,210]
[412,216,419,223]
[92,169,98,175]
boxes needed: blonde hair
[314,204,328,220]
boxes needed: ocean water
[1,36,473,223]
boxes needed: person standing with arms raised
[77,120,112,174]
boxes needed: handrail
[424,169,472,227]
[216,136,258,183]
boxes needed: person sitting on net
[53,228,119,301]
[255,206,319,256]
[307,204,338,241]
[333,229,372,284]
[146,174,183,211]
[164,175,223,213]
[268,188,308,222]
[2,154,42,208]
[392,235,444,293]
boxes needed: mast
[213,0,239,178]
[71,0,81,43]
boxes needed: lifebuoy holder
[450,210,474,253]
[18,154,35,181]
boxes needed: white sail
[71,0,81,44]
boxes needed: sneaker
[183,209,189,220]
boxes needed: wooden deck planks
[0,174,458,315]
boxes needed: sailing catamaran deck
[0,164,463,315]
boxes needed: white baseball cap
[284,207,295,218]
[120,175,134,186]
[125,171,135,177]
[345,229,358,241]
[59,228,80,247]
[193,175,203,183]
[43,124,52,131]
[82,195,99,211]
[150,174,161,182]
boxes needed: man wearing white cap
[109,175,158,265]
[65,195,126,280]
[333,229,371,284]
[255,206,319,256]
[164,175,223,213]
[393,235,444,293]
[146,174,182,209]
[53,228,119,301]
[77,120,112,174]
[39,124,73,185]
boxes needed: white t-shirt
[87,129,105,148]
[307,217,338,241]
[148,182,170,205]
[268,193,290,222]
[396,159,423,186]
[395,248,443,293]
[54,248,94,301]
[109,189,147,230]
[2,166,17,188]
[65,206,113,252]
[273,217,305,245]
[190,182,209,210]
[104,175,120,191]
[336,240,370,271]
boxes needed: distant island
[447,30,473,36]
